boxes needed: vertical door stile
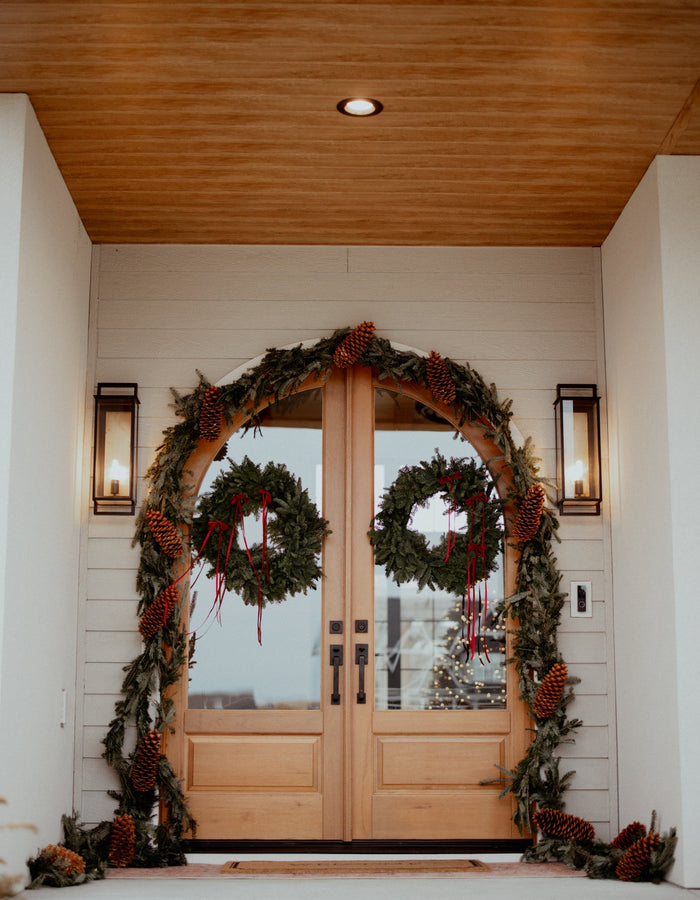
[348,368,375,839]
[322,371,347,839]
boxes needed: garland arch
[94,324,581,869]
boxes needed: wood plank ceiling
[1,1,700,246]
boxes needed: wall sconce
[93,383,139,515]
[554,384,601,515]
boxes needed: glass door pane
[373,390,507,711]
[187,390,323,711]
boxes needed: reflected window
[373,391,507,711]
[187,391,323,711]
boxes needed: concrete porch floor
[18,855,700,899]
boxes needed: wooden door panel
[187,735,320,790]
[372,791,515,840]
[373,709,510,734]
[376,735,506,788]
[187,792,324,841]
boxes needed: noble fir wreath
[191,455,331,608]
[368,451,504,595]
[64,322,674,885]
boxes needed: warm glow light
[109,458,128,481]
[337,97,383,117]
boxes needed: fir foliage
[369,452,504,594]
[523,810,677,884]
[192,456,331,607]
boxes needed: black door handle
[330,645,343,705]
[355,643,369,704]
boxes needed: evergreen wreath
[67,324,674,885]
[191,456,330,607]
[369,452,504,595]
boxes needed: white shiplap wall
[79,244,616,840]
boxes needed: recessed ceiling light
[336,98,383,117]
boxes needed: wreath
[369,452,504,596]
[192,456,331,608]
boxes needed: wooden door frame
[164,367,530,843]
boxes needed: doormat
[220,859,489,875]
[106,861,586,879]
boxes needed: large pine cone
[138,585,178,639]
[131,730,162,792]
[532,663,568,719]
[108,814,136,868]
[511,483,546,543]
[333,322,375,368]
[533,808,595,843]
[145,510,184,559]
[612,821,647,850]
[616,833,661,882]
[40,845,86,876]
[199,385,223,442]
[426,350,456,404]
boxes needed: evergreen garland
[72,324,671,881]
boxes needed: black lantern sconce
[554,384,602,515]
[92,383,139,515]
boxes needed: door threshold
[185,839,531,855]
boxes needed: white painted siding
[79,244,616,840]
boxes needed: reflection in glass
[187,391,323,711]
[374,391,507,711]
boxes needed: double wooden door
[167,367,528,841]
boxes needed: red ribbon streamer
[463,492,490,663]
[166,519,228,626]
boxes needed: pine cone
[40,845,86,876]
[612,821,647,850]
[138,585,178,639]
[532,663,568,719]
[533,808,595,843]
[616,833,661,882]
[108,814,136,868]
[131,729,162,792]
[426,350,456,404]
[146,509,184,559]
[333,322,375,368]
[199,385,223,442]
[511,483,546,543]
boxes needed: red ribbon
[440,471,462,562]
[166,519,228,626]
[463,492,490,663]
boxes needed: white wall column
[602,155,700,889]
[0,94,92,883]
